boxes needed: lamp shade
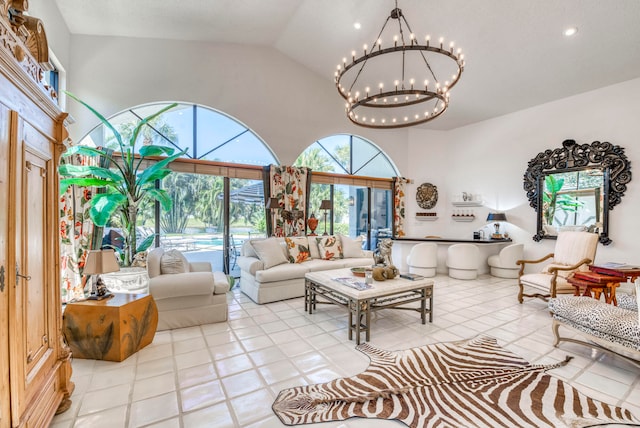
[83,249,120,275]
[486,212,507,222]
[265,197,280,209]
[319,200,332,210]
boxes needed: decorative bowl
[350,267,367,277]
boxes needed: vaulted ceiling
[54,0,640,130]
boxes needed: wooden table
[62,293,158,362]
[305,268,433,345]
[567,275,621,305]
[567,265,640,306]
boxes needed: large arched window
[80,102,277,165]
[294,134,398,250]
[76,102,278,277]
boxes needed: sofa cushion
[304,259,349,272]
[316,235,342,260]
[251,237,289,269]
[285,237,311,263]
[340,235,365,258]
[255,262,310,283]
[160,249,190,274]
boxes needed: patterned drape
[392,176,408,238]
[59,153,103,303]
[267,165,310,237]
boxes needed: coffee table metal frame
[304,269,433,344]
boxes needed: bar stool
[406,243,438,277]
[446,244,480,279]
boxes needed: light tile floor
[51,275,640,427]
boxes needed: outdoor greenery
[58,93,186,266]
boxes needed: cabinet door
[0,104,11,428]
[9,116,58,423]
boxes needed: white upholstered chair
[406,243,438,277]
[148,247,229,330]
[516,231,598,303]
[446,244,480,280]
[487,243,524,278]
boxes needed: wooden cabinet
[0,6,73,428]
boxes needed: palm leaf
[66,91,125,150]
[59,164,123,182]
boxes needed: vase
[307,213,318,236]
[101,267,150,294]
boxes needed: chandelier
[334,1,465,129]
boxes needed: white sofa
[238,235,374,304]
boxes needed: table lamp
[84,249,120,300]
[486,212,507,239]
[320,199,332,235]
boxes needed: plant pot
[101,267,150,294]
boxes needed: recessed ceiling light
[563,27,578,37]
[354,22,361,30]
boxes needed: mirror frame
[523,139,631,245]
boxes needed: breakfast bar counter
[392,237,513,274]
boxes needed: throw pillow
[308,236,321,259]
[340,235,365,258]
[160,249,190,274]
[285,237,311,263]
[316,235,343,260]
[251,237,289,269]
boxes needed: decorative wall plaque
[416,182,438,209]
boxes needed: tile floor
[51,275,640,427]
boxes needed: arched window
[75,102,277,277]
[80,102,277,165]
[294,134,397,249]
[295,134,398,177]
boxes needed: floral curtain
[267,165,310,237]
[59,153,104,303]
[392,176,408,238]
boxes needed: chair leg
[518,281,524,304]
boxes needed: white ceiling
[53,0,640,130]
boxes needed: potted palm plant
[59,92,186,270]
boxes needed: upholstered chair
[148,247,229,330]
[487,243,524,278]
[516,231,598,303]
[446,244,480,280]
[406,243,438,277]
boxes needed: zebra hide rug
[272,335,639,427]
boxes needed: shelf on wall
[451,215,475,222]
[416,216,438,221]
[452,201,483,207]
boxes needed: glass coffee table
[305,268,434,344]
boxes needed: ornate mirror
[523,139,631,245]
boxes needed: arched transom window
[79,102,277,166]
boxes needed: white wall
[29,0,71,69]
[405,77,640,265]
[64,35,410,173]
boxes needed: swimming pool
[193,238,224,246]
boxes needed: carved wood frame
[523,139,631,245]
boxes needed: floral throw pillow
[285,237,311,263]
[316,235,343,260]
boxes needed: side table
[62,293,158,362]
